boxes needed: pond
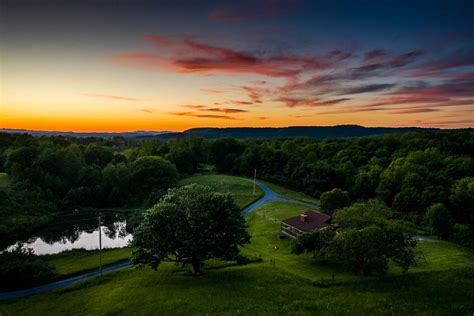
[8,210,134,255]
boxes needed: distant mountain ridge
[175,125,438,140]
[0,129,169,139]
[1,125,441,140]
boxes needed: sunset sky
[1,0,473,132]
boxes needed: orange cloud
[180,104,207,109]
[203,108,248,114]
[110,35,335,78]
[200,88,225,94]
[390,108,440,114]
[81,93,139,101]
[275,97,350,108]
[170,111,240,120]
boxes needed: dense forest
[0,130,473,250]
[1,125,434,140]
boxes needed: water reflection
[9,210,134,255]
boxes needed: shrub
[452,223,474,249]
[0,243,56,290]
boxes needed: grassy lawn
[179,174,263,209]
[2,197,473,315]
[414,240,474,272]
[3,262,473,315]
[42,248,132,276]
[261,180,319,206]
[243,202,351,281]
[0,173,10,188]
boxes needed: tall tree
[320,188,350,212]
[450,177,474,225]
[132,184,250,274]
[130,156,179,201]
[425,203,453,239]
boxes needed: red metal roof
[281,210,331,232]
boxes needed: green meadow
[42,248,132,277]
[1,175,473,315]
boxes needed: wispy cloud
[398,119,474,128]
[385,50,424,68]
[289,114,316,118]
[200,88,225,94]
[180,104,207,109]
[109,33,472,126]
[110,35,347,79]
[81,93,138,101]
[390,108,440,114]
[363,49,387,63]
[240,85,270,103]
[341,83,396,95]
[170,111,239,120]
[230,100,253,105]
[275,96,350,108]
[413,48,474,75]
[203,108,249,114]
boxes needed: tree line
[206,131,473,247]
[0,129,473,250]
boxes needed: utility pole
[98,215,102,277]
[253,169,257,195]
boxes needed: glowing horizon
[1,0,473,132]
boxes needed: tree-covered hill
[1,125,445,140]
[175,125,438,140]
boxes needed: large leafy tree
[425,203,453,239]
[132,184,250,274]
[101,162,131,206]
[210,138,244,172]
[450,177,474,224]
[326,221,417,275]
[294,200,417,275]
[84,143,114,168]
[352,164,382,199]
[320,188,350,212]
[130,156,179,201]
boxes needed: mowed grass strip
[260,180,320,206]
[42,248,132,276]
[179,174,263,209]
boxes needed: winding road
[0,179,432,300]
[242,179,278,215]
[0,261,130,300]
[1,179,292,300]
[242,179,318,215]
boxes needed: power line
[99,215,102,276]
[253,169,257,196]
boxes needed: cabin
[280,210,332,239]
